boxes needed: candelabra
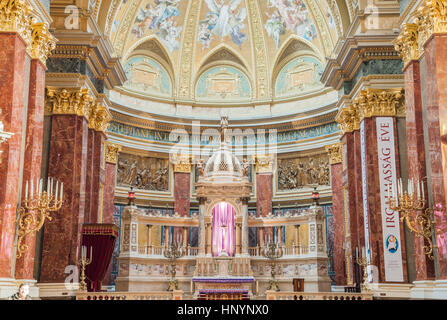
[388,178,435,260]
[77,246,92,292]
[262,240,283,291]
[357,256,369,292]
[16,178,63,258]
[163,238,185,291]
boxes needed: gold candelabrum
[388,178,435,260]
[262,240,283,292]
[356,250,369,292]
[163,235,185,291]
[77,245,92,292]
[16,178,63,258]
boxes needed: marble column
[241,198,249,256]
[0,32,28,279]
[326,143,346,285]
[198,198,206,256]
[255,155,274,240]
[235,222,241,255]
[103,143,121,224]
[40,87,110,283]
[421,33,447,279]
[14,57,46,281]
[173,164,191,247]
[405,60,436,280]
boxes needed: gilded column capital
[415,0,447,48]
[0,0,33,48]
[354,88,405,122]
[105,142,122,164]
[30,22,57,65]
[335,103,360,135]
[325,143,342,165]
[255,154,275,173]
[393,23,420,67]
[171,153,192,173]
[89,102,112,133]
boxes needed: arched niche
[274,55,324,99]
[195,65,252,103]
[211,202,236,257]
[123,55,173,98]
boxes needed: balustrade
[265,291,373,300]
[248,246,308,257]
[137,245,199,257]
[76,291,183,300]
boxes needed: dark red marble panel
[174,172,190,242]
[0,34,27,278]
[84,129,95,222]
[256,173,273,238]
[331,162,346,285]
[103,162,116,225]
[423,34,447,279]
[404,60,435,281]
[90,131,105,223]
[15,60,46,280]
[40,115,88,282]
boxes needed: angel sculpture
[202,0,248,47]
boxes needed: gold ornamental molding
[336,88,405,135]
[45,87,112,133]
[255,154,275,173]
[335,103,359,135]
[393,23,419,67]
[171,153,192,173]
[354,88,405,122]
[325,143,342,165]
[0,0,32,48]
[30,22,56,65]
[395,0,447,68]
[105,142,122,164]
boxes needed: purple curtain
[212,202,235,256]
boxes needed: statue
[8,283,32,300]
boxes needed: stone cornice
[45,87,112,133]
[321,35,401,90]
[325,143,342,165]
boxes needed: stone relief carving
[117,153,169,191]
[277,154,330,190]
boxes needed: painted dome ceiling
[106,0,347,105]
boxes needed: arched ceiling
[96,0,352,104]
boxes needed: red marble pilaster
[341,132,358,285]
[174,172,190,242]
[362,117,408,283]
[422,34,447,279]
[0,33,27,278]
[91,131,106,223]
[256,173,273,239]
[84,129,95,223]
[330,161,346,285]
[40,114,88,282]
[14,59,46,280]
[103,162,117,224]
[404,60,435,280]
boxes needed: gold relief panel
[106,142,122,164]
[277,154,330,191]
[255,154,275,173]
[325,143,341,165]
[171,153,191,173]
[117,153,169,191]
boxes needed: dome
[106,0,344,119]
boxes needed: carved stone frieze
[277,154,330,190]
[117,153,169,191]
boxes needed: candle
[39,178,42,195]
[30,179,33,197]
[55,181,58,201]
[47,177,50,193]
[60,182,63,200]
[50,178,53,195]
[25,180,28,201]
[76,246,79,262]
[90,246,93,260]
[417,179,421,199]
[422,181,425,199]
[362,246,366,259]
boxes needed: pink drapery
[212,202,235,256]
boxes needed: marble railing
[137,246,199,257]
[265,291,373,300]
[76,291,183,300]
[249,246,308,257]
